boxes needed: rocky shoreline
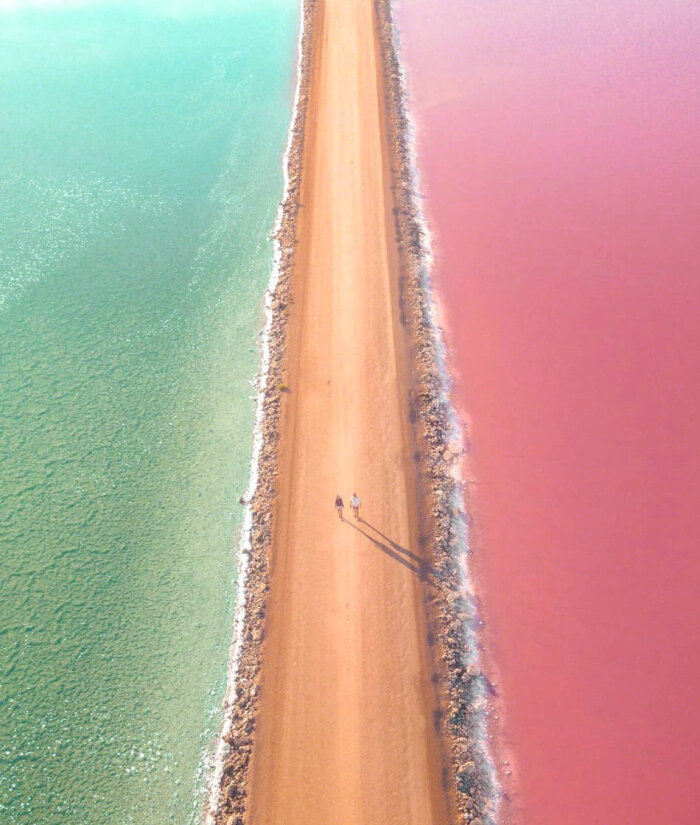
[209,1,499,823]
[208,2,318,823]
[374,2,499,823]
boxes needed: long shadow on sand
[344,518,434,581]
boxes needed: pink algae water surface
[397,1,700,823]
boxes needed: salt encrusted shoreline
[208,1,499,824]
[207,2,318,823]
[374,2,500,823]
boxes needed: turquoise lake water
[0,2,297,822]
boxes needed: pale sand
[245,0,454,822]
[212,1,495,823]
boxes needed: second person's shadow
[344,518,434,581]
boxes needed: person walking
[350,492,361,519]
[335,494,344,520]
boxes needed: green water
[0,3,297,822]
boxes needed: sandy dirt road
[246,2,453,823]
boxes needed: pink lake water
[397,1,700,823]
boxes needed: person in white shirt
[350,492,361,519]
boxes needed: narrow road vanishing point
[246,1,455,823]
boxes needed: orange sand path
[246,2,453,822]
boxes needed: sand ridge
[246,0,451,820]
[210,1,497,824]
